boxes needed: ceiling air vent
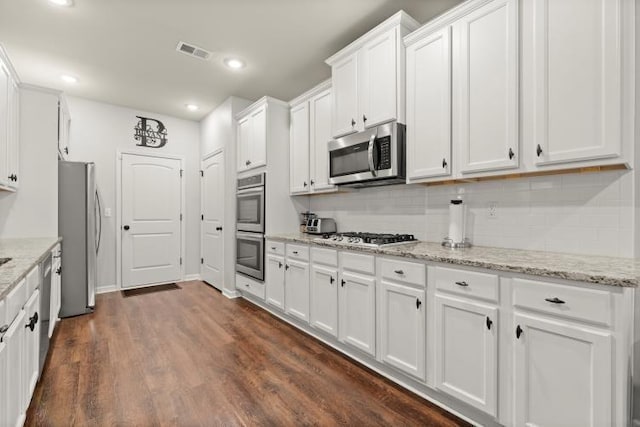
[176,41,212,61]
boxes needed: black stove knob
[322,234,330,239]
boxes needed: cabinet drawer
[311,247,338,267]
[379,258,425,287]
[433,267,499,302]
[6,278,27,325]
[266,241,285,256]
[26,266,40,297]
[237,274,265,300]
[512,278,612,327]
[286,244,309,261]
[341,252,375,276]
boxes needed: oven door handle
[236,232,265,242]
[237,187,264,196]
[367,133,377,177]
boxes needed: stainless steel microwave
[328,122,405,187]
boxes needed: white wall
[0,86,59,238]
[200,96,252,296]
[310,170,636,258]
[66,96,201,292]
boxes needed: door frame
[200,148,225,290]
[116,150,186,290]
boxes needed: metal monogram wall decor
[134,116,168,148]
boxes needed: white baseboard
[182,274,201,282]
[96,285,118,294]
[223,289,241,299]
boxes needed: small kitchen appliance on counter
[305,218,337,235]
[442,199,471,249]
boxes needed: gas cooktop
[316,232,417,248]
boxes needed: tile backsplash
[309,170,635,258]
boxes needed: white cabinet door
[331,52,359,138]
[5,309,26,427]
[379,280,425,380]
[531,0,622,165]
[309,88,335,192]
[455,0,519,174]
[338,271,376,357]
[289,102,310,194]
[284,259,310,322]
[406,27,452,181]
[23,289,40,404]
[0,336,6,427]
[237,116,251,172]
[0,62,9,188]
[434,295,498,416]
[361,28,397,128]
[50,257,61,338]
[7,79,19,189]
[265,254,285,310]
[310,264,338,337]
[514,313,612,427]
[249,105,267,169]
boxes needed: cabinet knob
[278,262,283,269]
[216,226,223,231]
[362,114,367,123]
[25,312,38,331]
[123,225,130,231]
[246,160,251,166]
[285,264,289,270]
[330,276,335,284]
[486,316,493,330]
[508,147,515,160]
[351,118,356,127]
[415,298,422,310]
[536,144,543,157]
[442,158,447,169]
[0,324,8,343]
[303,182,307,187]
[56,267,61,275]
[516,325,523,339]
[64,147,69,155]
[341,279,346,287]
[310,179,315,186]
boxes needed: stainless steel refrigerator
[58,161,101,317]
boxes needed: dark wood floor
[26,280,469,426]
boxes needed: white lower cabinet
[338,271,376,357]
[284,259,310,322]
[0,333,6,426]
[378,280,425,381]
[513,312,612,427]
[310,264,338,337]
[434,294,498,416]
[5,308,26,427]
[265,254,285,310]
[23,289,41,401]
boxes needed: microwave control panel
[377,136,391,169]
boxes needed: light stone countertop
[266,233,638,288]
[0,237,62,300]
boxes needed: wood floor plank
[25,280,470,426]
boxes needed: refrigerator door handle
[95,189,102,255]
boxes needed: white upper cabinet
[327,11,419,138]
[454,0,519,174]
[360,29,397,129]
[0,62,10,189]
[289,102,310,194]
[289,81,336,195]
[331,53,359,138]
[0,47,20,191]
[530,0,623,165]
[406,26,452,181]
[236,97,287,173]
[58,96,71,160]
[7,80,19,188]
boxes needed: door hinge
[180,169,184,177]
[200,170,203,177]
[201,258,204,264]
[180,257,182,265]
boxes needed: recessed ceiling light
[49,0,73,6]
[224,58,245,70]
[60,75,78,84]
[185,104,199,111]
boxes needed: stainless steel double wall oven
[235,173,265,281]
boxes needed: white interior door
[121,153,182,288]
[201,152,224,289]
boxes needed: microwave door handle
[367,134,377,177]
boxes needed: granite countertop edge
[0,237,63,301]
[266,234,637,288]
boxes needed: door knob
[123,225,130,230]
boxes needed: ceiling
[0,0,463,120]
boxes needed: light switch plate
[104,208,112,218]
